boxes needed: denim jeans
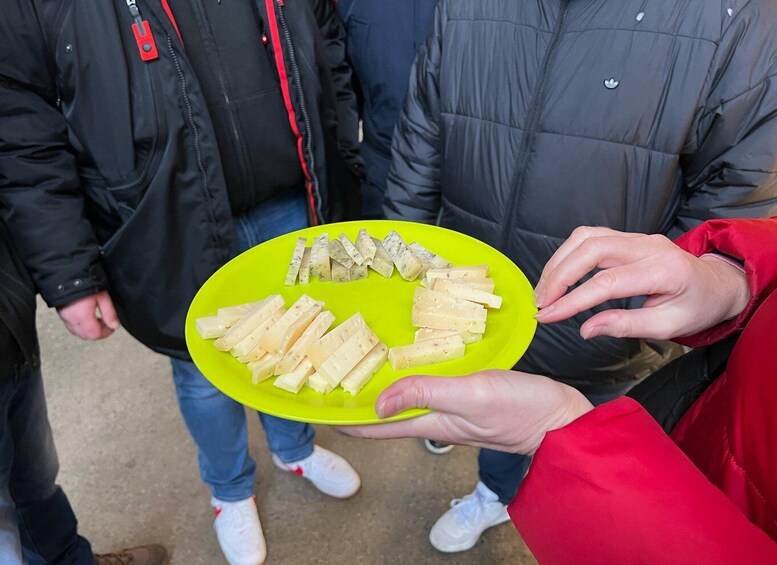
[478,381,635,505]
[0,363,94,565]
[170,189,315,502]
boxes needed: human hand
[533,227,750,340]
[341,370,593,456]
[57,291,120,340]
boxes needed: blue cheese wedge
[331,260,351,283]
[298,247,312,285]
[369,237,395,278]
[388,335,466,370]
[310,234,331,282]
[340,342,388,396]
[284,237,307,286]
[349,263,368,281]
[328,238,355,269]
[273,358,315,394]
[195,316,227,339]
[409,242,451,274]
[382,231,423,281]
[338,233,365,266]
[356,229,377,265]
[318,325,380,387]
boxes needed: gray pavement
[38,300,536,565]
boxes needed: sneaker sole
[429,513,512,553]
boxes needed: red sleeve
[673,217,777,347]
[510,397,777,565]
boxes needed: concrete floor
[37,301,537,565]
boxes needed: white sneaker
[272,445,361,499]
[211,496,267,565]
[429,482,511,553]
[423,439,456,455]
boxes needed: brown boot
[94,544,169,565]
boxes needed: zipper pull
[128,2,159,62]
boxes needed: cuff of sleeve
[43,263,109,308]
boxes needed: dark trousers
[479,382,636,505]
[0,362,94,565]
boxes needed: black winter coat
[385,0,777,385]
[0,0,362,359]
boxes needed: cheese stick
[338,233,365,266]
[276,310,336,374]
[318,326,380,387]
[382,230,423,281]
[273,358,315,394]
[340,342,388,396]
[195,316,227,339]
[355,229,377,265]
[284,237,307,286]
[214,295,284,351]
[298,247,312,285]
[388,335,466,370]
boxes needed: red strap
[160,0,183,45]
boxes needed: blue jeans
[478,381,634,505]
[0,363,94,565]
[170,190,315,502]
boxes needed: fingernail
[535,303,556,320]
[376,397,396,419]
[108,320,120,330]
[534,288,546,308]
[581,326,602,340]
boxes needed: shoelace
[449,491,486,530]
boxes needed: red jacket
[510,218,777,564]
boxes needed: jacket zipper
[190,0,255,202]
[274,0,323,224]
[167,34,225,255]
[499,0,570,251]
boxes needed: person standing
[0,2,363,564]
[384,0,777,553]
[0,221,168,565]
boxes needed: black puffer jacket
[0,221,38,380]
[386,0,777,384]
[0,0,361,359]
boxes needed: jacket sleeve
[673,217,777,347]
[383,3,444,224]
[673,4,777,236]
[313,0,363,174]
[0,3,107,308]
[511,397,777,565]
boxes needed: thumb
[96,291,120,330]
[376,375,461,418]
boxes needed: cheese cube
[214,295,285,351]
[195,316,227,339]
[328,238,355,269]
[298,247,312,285]
[369,237,395,278]
[311,234,331,281]
[273,358,315,394]
[277,310,336,374]
[388,335,466,370]
[414,328,483,345]
[230,309,285,358]
[340,343,388,396]
[248,352,283,384]
[259,295,320,353]
[382,231,423,281]
[433,279,502,309]
[217,301,263,327]
[331,260,351,283]
[306,313,366,369]
[356,229,377,265]
[284,237,307,286]
[318,326,380,387]
[349,263,368,281]
[307,372,335,394]
[427,277,496,294]
[338,233,365,266]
